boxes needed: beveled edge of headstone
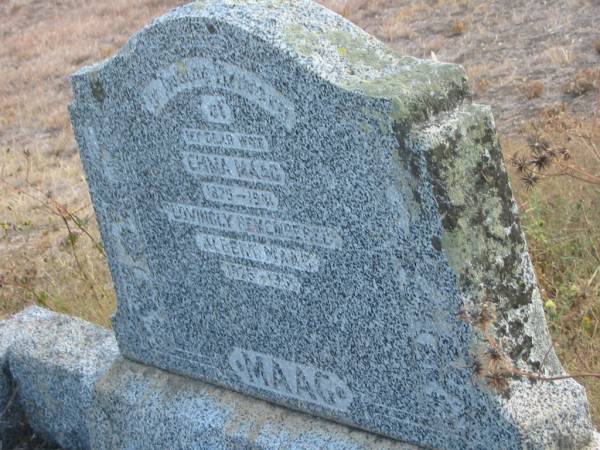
[70,0,469,126]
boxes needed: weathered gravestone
[69,1,595,448]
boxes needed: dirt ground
[1,0,599,439]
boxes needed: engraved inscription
[164,202,342,249]
[229,348,353,411]
[196,233,319,272]
[202,183,278,211]
[201,95,232,124]
[183,128,269,153]
[142,58,296,129]
[183,153,285,185]
[221,262,300,292]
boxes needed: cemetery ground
[1,0,599,433]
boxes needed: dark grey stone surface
[7,308,119,449]
[69,1,595,448]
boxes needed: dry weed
[450,19,468,36]
[563,68,599,97]
[542,46,577,67]
[521,80,545,100]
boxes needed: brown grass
[449,19,468,36]
[563,68,599,97]
[503,104,600,423]
[522,80,545,100]
[542,46,578,67]
[0,0,181,325]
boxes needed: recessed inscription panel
[202,183,279,211]
[229,347,354,411]
[183,128,269,153]
[196,233,319,272]
[183,152,285,185]
[221,262,300,292]
[164,203,342,249]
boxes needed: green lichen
[422,104,537,364]
[176,60,188,76]
[283,17,469,127]
[192,0,209,11]
[89,71,106,103]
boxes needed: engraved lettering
[202,183,279,211]
[183,153,285,185]
[196,234,319,272]
[221,262,301,292]
[201,95,232,124]
[296,366,317,401]
[183,128,269,153]
[142,58,296,129]
[228,348,353,411]
[314,371,336,405]
[272,360,293,394]
[164,203,342,249]
[243,353,269,387]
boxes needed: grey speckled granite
[7,308,119,449]
[0,306,54,450]
[69,1,595,448]
[91,357,423,450]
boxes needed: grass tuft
[450,19,468,36]
[522,80,545,99]
[562,68,599,97]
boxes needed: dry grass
[521,80,545,100]
[449,19,468,36]
[563,68,599,97]
[503,104,600,422]
[542,46,578,67]
[0,0,181,325]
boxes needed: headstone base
[0,307,418,449]
[91,357,421,450]
[2,307,599,450]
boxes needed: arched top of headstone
[71,0,468,126]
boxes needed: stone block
[0,306,54,450]
[7,308,119,449]
[91,357,422,450]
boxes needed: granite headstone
[69,1,595,448]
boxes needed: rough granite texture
[69,1,595,449]
[7,308,119,449]
[0,306,54,450]
[91,357,423,450]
